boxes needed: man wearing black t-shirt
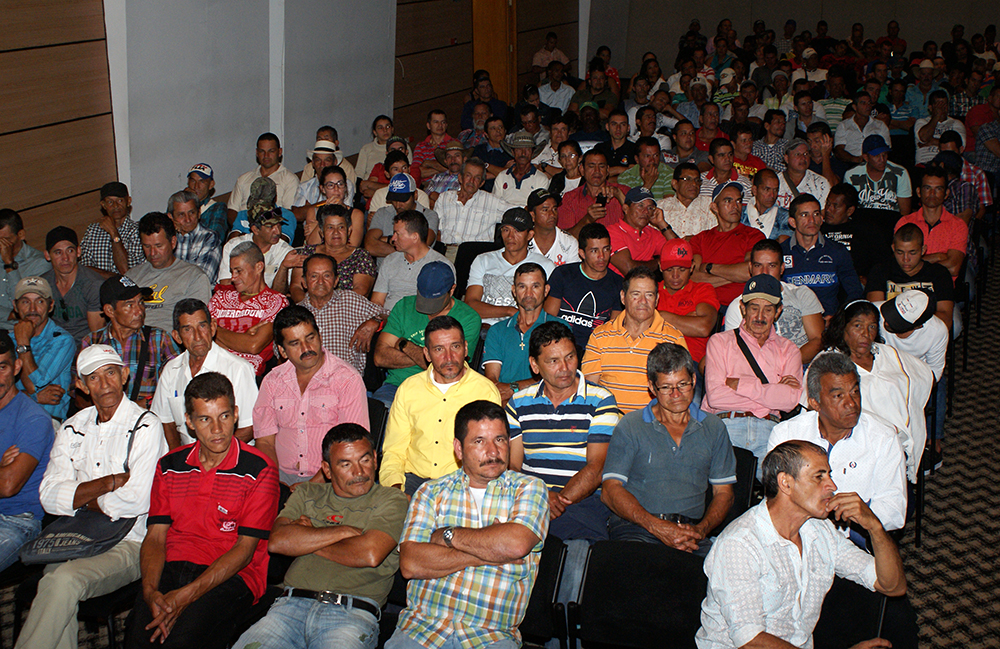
[820,183,890,286]
[594,110,637,181]
[544,223,623,351]
[865,223,954,327]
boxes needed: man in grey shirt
[364,173,439,268]
[126,213,211,331]
[371,210,454,312]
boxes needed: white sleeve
[233,359,260,428]
[868,428,908,531]
[217,240,235,282]
[149,373,174,425]
[39,421,86,516]
[724,297,742,330]
[467,254,488,288]
[97,415,168,520]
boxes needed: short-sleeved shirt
[43,266,103,345]
[278,482,408,605]
[300,292,387,375]
[689,224,766,305]
[467,250,556,325]
[602,403,736,519]
[617,164,675,200]
[834,117,891,157]
[373,250,454,312]
[0,393,53,518]
[608,221,667,275]
[781,235,864,315]
[658,195,717,238]
[895,209,968,276]
[82,325,180,406]
[218,234,294,286]
[208,285,288,375]
[10,319,75,420]
[506,373,620,489]
[526,228,578,267]
[570,87,617,110]
[126,259,212,333]
[593,140,638,169]
[557,184,626,231]
[368,205,440,246]
[657,281,720,362]
[482,311,568,382]
[547,263,623,349]
[381,296,482,387]
[80,219,145,274]
[844,163,912,212]
[821,220,892,280]
[866,260,955,303]
[147,440,279,602]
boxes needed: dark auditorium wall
[516,0,580,98]
[590,0,1000,85]
[0,0,117,250]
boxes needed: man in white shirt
[767,352,908,534]
[435,158,515,260]
[834,92,892,166]
[696,439,906,649]
[914,91,967,165]
[226,132,300,225]
[876,290,948,381]
[775,138,831,209]
[151,299,258,449]
[539,60,575,113]
[525,188,578,266]
[17,344,167,649]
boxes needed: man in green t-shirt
[372,262,481,406]
[232,423,408,649]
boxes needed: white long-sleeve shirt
[40,398,166,543]
[767,410,907,531]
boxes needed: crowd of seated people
[1,14,996,649]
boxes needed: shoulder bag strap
[122,410,152,474]
[782,170,802,199]
[129,326,153,404]
[734,330,770,385]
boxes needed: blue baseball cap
[862,135,891,156]
[624,186,655,205]
[386,173,417,202]
[415,261,455,315]
[712,180,745,200]
[742,274,782,305]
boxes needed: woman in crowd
[303,165,364,247]
[291,203,375,302]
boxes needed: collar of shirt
[608,309,667,337]
[530,369,590,404]
[184,437,241,471]
[791,232,827,253]
[737,320,780,348]
[92,392,143,427]
[421,362,475,391]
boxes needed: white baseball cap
[76,344,125,378]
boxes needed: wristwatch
[3,261,17,271]
[509,382,520,394]
[704,263,714,275]
[397,338,409,352]
[15,344,31,355]
[442,527,455,548]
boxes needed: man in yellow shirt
[380,315,501,494]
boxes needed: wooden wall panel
[0,115,117,213]
[395,44,474,106]
[18,191,102,250]
[516,0,578,34]
[3,0,106,52]
[517,25,578,75]
[0,41,112,134]
[393,91,467,143]
[396,0,472,57]
[472,0,516,103]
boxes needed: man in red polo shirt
[894,166,967,279]
[127,372,279,649]
[557,149,627,237]
[411,109,456,181]
[608,187,672,275]
[657,238,720,363]
[690,181,766,306]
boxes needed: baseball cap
[689,74,710,89]
[100,275,153,308]
[881,290,936,334]
[188,163,213,180]
[719,68,736,85]
[785,138,809,153]
[76,344,125,378]
[862,134,891,156]
[660,239,694,270]
[742,274,782,305]
[500,207,534,232]
[249,206,285,228]
[578,101,600,112]
[802,48,818,59]
[100,182,129,200]
[415,261,456,315]
[308,140,338,157]
[14,276,52,301]
[526,188,558,212]
[712,180,745,200]
[625,186,656,205]
[386,173,417,202]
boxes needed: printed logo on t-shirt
[783,255,794,268]
[220,520,237,532]
[145,284,168,306]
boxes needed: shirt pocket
[273,397,301,429]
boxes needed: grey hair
[230,240,265,266]
[806,351,859,403]
[167,190,200,215]
[646,342,697,383]
[762,440,827,499]
[461,157,486,175]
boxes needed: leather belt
[280,588,381,620]
[656,513,697,525]
[717,411,779,423]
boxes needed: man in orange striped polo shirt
[582,266,687,413]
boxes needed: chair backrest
[453,240,503,299]
[708,446,758,537]
[368,397,390,467]
[571,540,707,648]
[519,535,568,643]
[470,325,488,372]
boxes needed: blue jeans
[371,382,399,408]
[385,629,519,649]
[0,512,41,571]
[232,591,380,649]
[720,415,777,479]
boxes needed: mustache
[479,458,505,467]
[299,350,318,361]
[348,475,371,486]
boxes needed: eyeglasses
[323,181,346,190]
[677,176,702,183]
[654,381,694,394]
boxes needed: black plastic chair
[368,397,390,468]
[453,241,503,299]
[568,541,707,649]
[378,571,410,648]
[708,446,758,537]
[519,536,568,649]
[814,577,918,649]
[0,562,43,649]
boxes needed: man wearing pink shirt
[702,274,803,470]
[894,167,967,279]
[253,306,368,488]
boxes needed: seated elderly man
[767,352,907,537]
[601,342,736,556]
[17,345,166,649]
[167,190,222,282]
[696,440,907,649]
[126,373,279,649]
[0,209,52,332]
[232,423,408,649]
[703,275,803,467]
[657,162,717,238]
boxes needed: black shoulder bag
[734,332,801,422]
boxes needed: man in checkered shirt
[79,182,145,276]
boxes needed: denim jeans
[232,591,380,649]
[371,382,399,408]
[0,512,41,571]
[385,629,519,649]
[720,415,777,479]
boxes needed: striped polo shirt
[581,311,687,413]
[506,373,621,489]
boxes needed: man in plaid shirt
[168,190,222,281]
[79,182,145,275]
[386,400,549,649]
